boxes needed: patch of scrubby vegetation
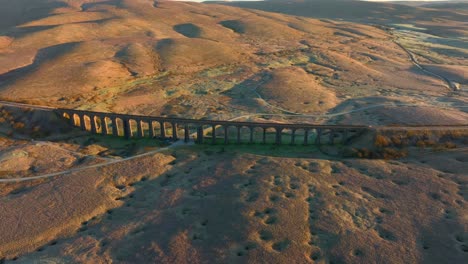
[343,129,467,159]
[351,147,409,160]
[376,129,467,150]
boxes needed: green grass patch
[188,140,322,158]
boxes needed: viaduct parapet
[55,108,370,145]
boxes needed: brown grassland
[0,0,467,263]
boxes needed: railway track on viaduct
[1,101,467,146]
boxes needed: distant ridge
[217,0,468,24]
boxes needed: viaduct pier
[55,108,370,146]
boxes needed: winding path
[393,40,454,91]
[0,140,188,183]
[389,28,457,91]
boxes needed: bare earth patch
[2,148,465,264]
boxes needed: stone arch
[147,120,157,138]
[133,119,146,138]
[125,118,136,138]
[83,115,92,131]
[281,127,295,144]
[292,128,306,145]
[192,124,205,144]
[195,124,214,143]
[140,120,151,138]
[110,117,123,136]
[145,120,152,137]
[171,122,179,140]
[182,123,198,142]
[93,116,100,133]
[251,126,264,144]
[312,128,323,145]
[71,113,81,127]
[237,126,251,144]
[262,127,277,144]
[159,121,173,139]
[100,116,111,135]
[295,128,315,145]
[139,119,149,138]
[150,120,162,138]
[274,127,284,145]
[90,115,100,133]
[204,123,220,144]
[222,125,239,144]
[62,112,72,124]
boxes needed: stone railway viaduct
[55,108,370,146]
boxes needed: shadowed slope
[0,0,67,33]
[220,0,468,26]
